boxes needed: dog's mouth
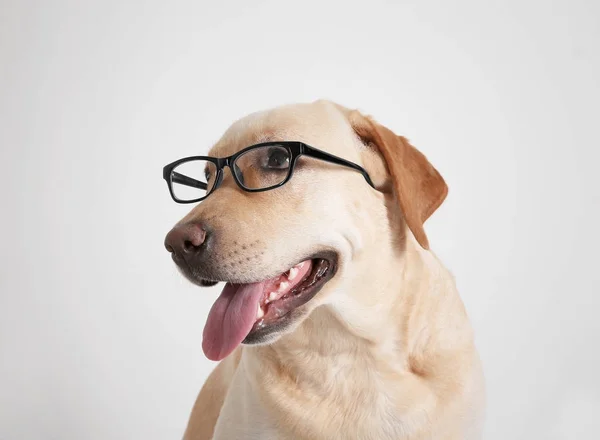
[201,256,335,361]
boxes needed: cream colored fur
[174,100,485,440]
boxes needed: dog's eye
[264,147,290,170]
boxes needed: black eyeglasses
[162,141,375,203]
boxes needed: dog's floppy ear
[347,110,448,250]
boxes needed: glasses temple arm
[171,171,208,190]
[302,147,376,188]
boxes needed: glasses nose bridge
[211,157,237,192]
[216,156,235,172]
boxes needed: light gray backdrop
[1,0,599,439]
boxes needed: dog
[163,100,485,439]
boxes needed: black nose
[164,223,208,257]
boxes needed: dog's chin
[241,302,312,346]
[183,252,338,346]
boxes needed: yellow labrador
[163,100,485,440]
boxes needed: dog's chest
[212,361,282,440]
[213,352,404,440]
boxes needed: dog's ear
[346,110,448,250]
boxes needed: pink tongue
[202,281,265,361]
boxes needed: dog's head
[164,100,447,360]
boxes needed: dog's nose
[164,223,207,256]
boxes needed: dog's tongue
[202,282,265,361]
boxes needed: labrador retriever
[163,100,485,439]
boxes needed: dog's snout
[164,223,208,256]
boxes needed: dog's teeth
[288,267,299,280]
[257,304,264,319]
[278,281,289,292]
[268,291,279,301]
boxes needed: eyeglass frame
[162,141,376,204]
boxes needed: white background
[1,0,599,439]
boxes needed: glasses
[162,141,375,203]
